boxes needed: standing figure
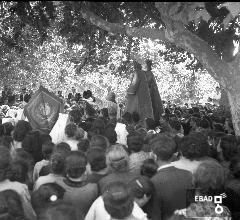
[125,61,153,124]
[144,59,164,125]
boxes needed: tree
[2,2,240,135]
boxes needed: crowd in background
[0,85,239,220]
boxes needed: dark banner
[24,86,64,133]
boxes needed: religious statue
[144,59,164,124]
[125,61,154,124]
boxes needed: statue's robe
[144,70,164,124]
[125,69,154,123]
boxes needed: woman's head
[193,160,225,196]
[86,147,107,172]
[129,176,154,207]
[103,181,134,219]
[106,144,129,172]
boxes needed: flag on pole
[24,86,64,133]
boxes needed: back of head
[129,176,154,199]
[100,108,109,118]
[91,118,105,135]
[127,134,144,153]
[104,126,117,145]
[106,92,116,103]
[122,112,133,125]
[37,202,81,220]
[0,146,11,181]
[22,130,43,162]
[145,118,156,130]
[150,134,176,161]
[42,142,55,160]
[77,139,90,153]
[103,181,134,219]
[106,144,129,172]
[0,136,13,150]
[132,111,140,124]
[13,120,32,142]
[90,135,110,151]
[140,158,158,178]
[1,123,14,136]
[0,190,25,220]
[65,151,87,179]
[179,133,210,160]
[86,147,106,172]
[65,123,77,138]
[9,160,28,183]
[54,142,71,155]
[194,160,225,196]
[50,152,66,175]
[32,183,66,214]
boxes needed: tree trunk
[227,90,240,136]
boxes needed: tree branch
[80,7,234,90]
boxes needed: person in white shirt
[64,123,79,151]
[85,181,148,220]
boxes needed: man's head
[150,134,176,162]
[65,151,87,179]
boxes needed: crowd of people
[0,59,239,220]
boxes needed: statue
[144,59,164,125]
[125,61,154,124]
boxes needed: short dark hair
[50,152,65,175]
[77,139,90,153]
[103,182,134,219]
[65,151,87,178]
[101,108,109,118]
[145,118,156,130]
[127,134,144,153]
[54,142,71,155]
[1,122,14,136]
[179,133,210,160]
[200,118,210,129]
[150,135,176,161]
[13,120,32,142]
[9,160,28,183]
[90,135,110,151]
[65,123,77,138]
[22,130,43,163]
[169,119,181,131]
[42,142,54,160]
[122,112,132,124]
[87,147,106,172]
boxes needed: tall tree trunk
[227,90,240,136]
